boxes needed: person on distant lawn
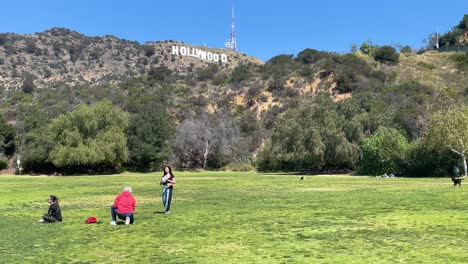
[110,187,136,225]
[160,165,176,215]
[38,195,62,223]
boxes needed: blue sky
[0,0,466,61]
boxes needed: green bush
[0,157,8,170]
[406,141,458,177]
[334,54,372,93]
[142,45,155,57]
[357,127,410,175]
[148,65,173,82]
[296,49,328,64]
[230,63,252,83]
[374,46,399,65]
[262,55,297,80]
[196,64,219,81]
[359,40,379,56]
[400,45,413,54]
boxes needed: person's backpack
[85,216,98,224]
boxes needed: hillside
[0,26,466,174]
[0,27,262,91]
[0,28,466,121]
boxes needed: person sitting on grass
[110,186,136,225]
[39,195,62,223]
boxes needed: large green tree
[15,103,53,172]
[357,127,410,175]
[48,100,129,171]
[127,105,174,172]
[423,106,468,176]
[257,94,363,171]
[0,112,15,156]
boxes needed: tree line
[0,93,465,177]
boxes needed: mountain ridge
[0,27,262,91]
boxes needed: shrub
[247,86,262,98]
[400,45,413,54]
[406,141,458,177]
[230,64,252,83]
[262,54,297,80]
[21,79,36,94]
[148,65,173,82]
[142,45,155,57]
[296,49,328,64]
[374,46,399,65]
[196,64,219,81]
[0,34,6,45]
[0,157,8,170]
[357,127,410,175]
[360,40,379,56]
[333,54,372,93]
[25,41,37,54]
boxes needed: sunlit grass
[0,171,467,263]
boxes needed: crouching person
[39,195,62,223]
[110,186,136,225]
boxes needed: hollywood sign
[171,46,228,63]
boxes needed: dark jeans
[110,206,134,224]
[42,214,60,223]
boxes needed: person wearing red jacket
[110,187,136,225]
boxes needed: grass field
[0,171,467,263]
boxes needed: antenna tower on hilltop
[225,2,238,52]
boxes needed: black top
[160,175,175,187]
[47,203,62,222]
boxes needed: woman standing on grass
[160,165,176,215]
[39,195,62,223]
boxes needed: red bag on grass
[85,216,98,224]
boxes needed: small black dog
[452,177,463,187]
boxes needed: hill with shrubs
[0,16,467,176]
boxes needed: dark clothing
[160,175,175,186]
[43,203,62,222]
[42,214,60,223]
[110,206,134,224]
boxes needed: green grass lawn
[0,171,467,263]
